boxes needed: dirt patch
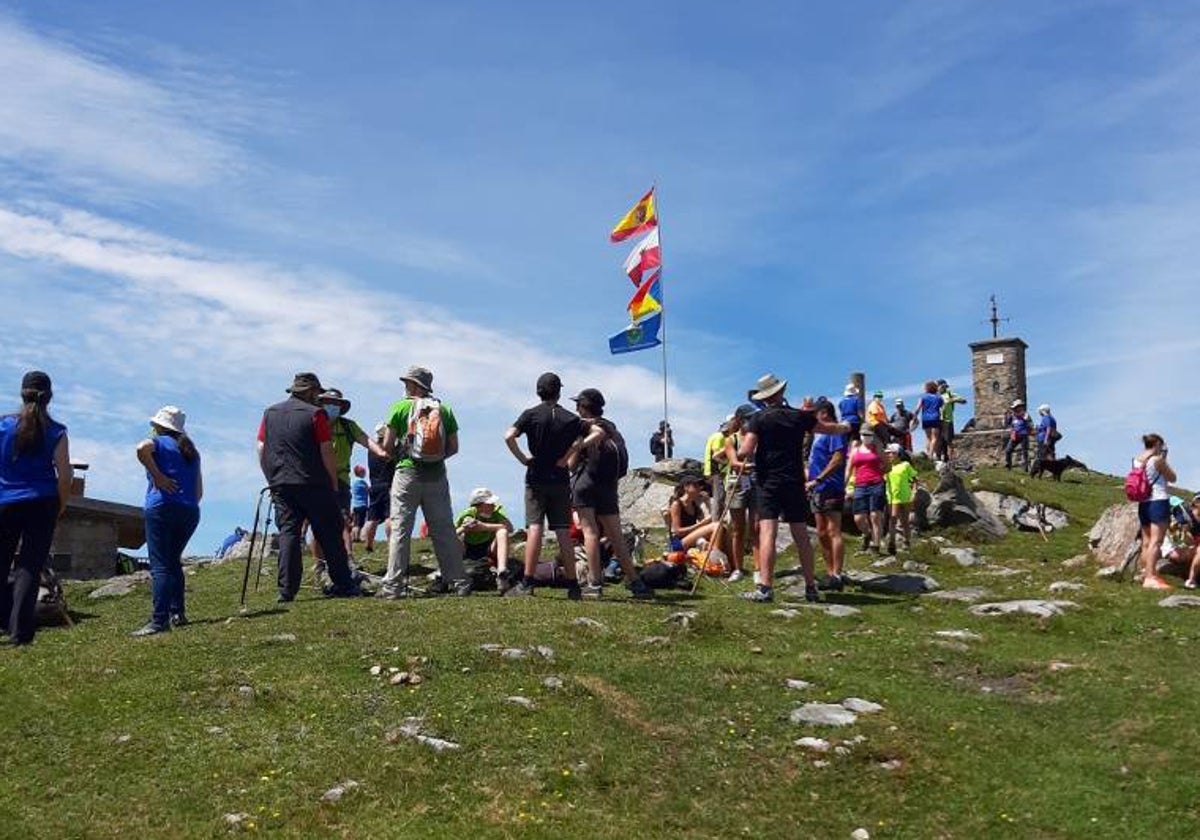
[573,675,686,738]
[932,663,1060,704]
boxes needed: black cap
[536,372,562,398]
[286,372,323,394]
[21,370,52,395]
[570,388,605,409]
[734,403,757,420]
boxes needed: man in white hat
[1004,399,1032,471]
[737,374,852,603]
[454,487,514,590]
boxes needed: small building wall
[51,514,120,579]
[969,338,1028,431]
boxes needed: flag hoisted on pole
[606,185,670,433]
[609,188,658,243]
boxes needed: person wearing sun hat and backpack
[132,406,202,636]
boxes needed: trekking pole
[240,487,271,606]
[691,461,746,595]
[253,494,275,591]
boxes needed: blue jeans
[145,503,200,627]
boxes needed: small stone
[1048,581,1085,593]
[408,674,424,685]
[870,556,897,568]
[388,667,400,674]
[833,745,851,756]
[663,611,699,625]
[785,679,814,691]
[638,635,671,645]
[268,633,297,643]
[224,812,250,827]
[969,600,1078,618]
[479,643,503,652]
[320,779,359,803]
[237,685,255,699]
[901,560,929,572]
[749,646,764,654]
[933,629,982,641]
[1096,565,1123,579]
[851,829,871,840]
[770,608,801,619]
[532,645,555,660]
[506,695,537,710]
[542,676,565,690]
[499,648,527,660]
[1061,554,1090,569]
[930,536,949,545]
[877,759,903,771]
[572,617,607,630]
[1047,661,1074,672]
[1159,594,1200,609]
[224,617,236,626]
[841,697,883,714]
[813,760,830,768]
[206,726,225,735]
[115,734,132,744]
[791,703,858,726]
[369,665,383,677]
[940,547,983,567]
[389,671,411,685]
[794,736,830,752]
[848,735,867,744]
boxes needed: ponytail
[153,426,199,463]
[15,388,51,456]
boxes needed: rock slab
[969,600,1078,618]
[790,703,858,727]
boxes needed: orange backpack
[406,397,445,462]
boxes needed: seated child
[455,487,514,590]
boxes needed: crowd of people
[0,365,1190,646]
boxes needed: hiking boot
[741,585,774,603]
[571,582,593,601]
[169,613,189,628]
[626,577,654,600]
[504,580,536,598]
[804,584,821,603]
[886,540,897,556]
[131,622,168,637]
[452,578,473,597]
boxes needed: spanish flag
[627,271,662,322]
[609,187,657,242]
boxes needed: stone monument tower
[955,297,1029,466]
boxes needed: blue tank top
[918,394,943,424]
[145,435,201,509]
[0,414,67,505]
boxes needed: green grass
[2,468,1199,838]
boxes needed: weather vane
[985,294,1011,338]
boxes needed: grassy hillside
[2,468,1198,839]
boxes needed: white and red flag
[623,228,661,285]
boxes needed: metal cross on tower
[986,294,1011,338]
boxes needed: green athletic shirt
[940,391,962,423]
[386,397,460,474]
[330,417,366,484]
[455,505,508,546]
[885,461,918,505]
[703,431,728,477]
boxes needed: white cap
[1038,404,1051,413]
[468,487,500,506]
[844,384,859,396]
[149,405,186,434]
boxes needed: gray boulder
[645,459,704,483]
[790,703,857,727]
[1088,504,1141,577]
[975,491,1069,533]
[617,473,677,530]
[925,463,1006,539]
[88,571,150,599]
[923,586,990,603]
[842,569,940,594]
[1159,595,1200,609]
[969,599,1078,618]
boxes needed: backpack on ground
[36,567,71,627]
[1124,459,1153,503]
[406,397,445,462]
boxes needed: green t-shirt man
[455,505,510,546]
[386,397,460,476]
[330,417,366,485]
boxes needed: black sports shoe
[504,580,536,598]
[566,582,583,601]
[825,574,844,593]
[169,613,189,628]
[804,584,821,603]
[626,577,655,600]
[741,585,774,603]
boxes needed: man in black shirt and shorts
[503,372,585,599]
[737,373,852,603]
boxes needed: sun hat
[843,383,859,396]
[1038,403,1051,413]
[399,366,434,394]
[468,487,500,506]
[885,443,902,454]
[318,388,351,412]
[894,397,904,405]
[570,388,605,409]
[149,405,186,434]
[752,373,787,401]
[286,372,323,394]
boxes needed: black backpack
[608,422,629,479]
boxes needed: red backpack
[1124,459,1153,502]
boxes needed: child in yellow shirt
[884,444,919,554]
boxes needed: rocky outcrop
[975,491,1068,533]
[644,459,704,483]
[922,463,1006,539]
[617,472,676,530]
[1088,503,1141,576]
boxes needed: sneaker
[886,541,897,556]
[496,572,514,595]
[169,613,189,628]
[277,592,295,604]
[823,574,844,593]
[452,579,473,597]
[579,583,601,601]
[131,622,168,637]
[505,580,536,598]
[324,583,365,598]
[727,570,744,583]
[376,585,421,600]
[804,584,821,603]
[626,577,654,600]
[860,535,871,552]
[741,585,774,603]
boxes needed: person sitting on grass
[669,475,718,550]
[884,443,919,555]
[454,487,513,591]
[1174,495,1200,589]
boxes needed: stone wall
[969,338,1027,431]
[51,514,120,579]
[954,429,1010,468]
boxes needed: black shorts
[573,480,620,517]
[367,491,390,522]
[756,481,810,523]
[352,507,367,529]
[941,421,955,443]
[463,539,495,563]
[922,420,940,431]
[525,483,573,530]
[811,491,844,515]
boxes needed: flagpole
[653,183,669,445]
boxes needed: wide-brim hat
[752,373,787,401]
[468,487,500,506]
[318,388,351,412]
[1011,399,1025,408]
[843,383,859,396]
[1037,404,1050,413]
[286,371,323,394]
[400,366,434,394]
[149,405,186,434]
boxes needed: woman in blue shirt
[133,406,202,636]
[0,371,72,645]
[915,381,944,460]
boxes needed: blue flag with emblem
[608,312,662,355]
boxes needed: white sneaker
[728,570,744,583]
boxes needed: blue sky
[1,1,1197,554]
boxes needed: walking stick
[690,461,746,595]
[240,487,271,606]
[252,495,274,591]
